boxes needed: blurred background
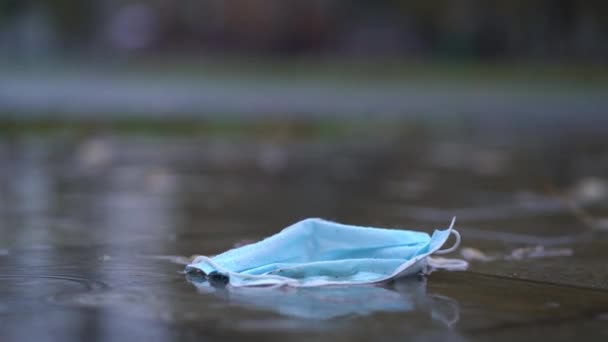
[1,1,608,341]
[2,0,608,60]
[1,0,608,120]
[1,0,607,121]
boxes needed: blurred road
[1,67,607,121]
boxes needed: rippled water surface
[1,131,607,341]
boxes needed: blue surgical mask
[186,217,467,287]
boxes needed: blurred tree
[1,0,607,61]
[44,0,98,47]
[0,0,24,21]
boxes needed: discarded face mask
[186,217,467,287]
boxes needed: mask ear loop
[426,257,468,271]
[434,217,460,255]
[434,230,461,255]
[427,217,469,271]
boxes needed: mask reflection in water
[186,274,460,326]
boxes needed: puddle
[187,275,459,323]
[0,274,107,293]
[143,255,193,265]
[1,133,608,341]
